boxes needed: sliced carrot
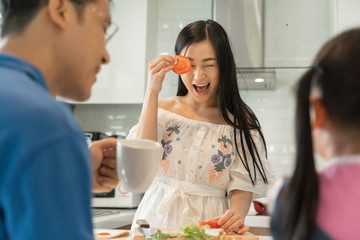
[97,232,111,235]
[173,55,191,75]
[198,220,220,228]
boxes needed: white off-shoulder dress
[128,108,275,229]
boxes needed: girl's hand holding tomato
[147,55,174,95]
[147,55,191,95]
[205,209,250,234]
[198,220,220,228]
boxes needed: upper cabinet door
[336,0,360,34]
[264,0,335,68]
[214,0,336,68]
[63,0,148,104]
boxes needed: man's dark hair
[0,0,97,38]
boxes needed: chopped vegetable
[148,223,213,240]
[181,224,213,240]
[173,55,191,75]
[198,220,220,228]
[253,200,267,215]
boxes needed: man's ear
[310,98,327,130]
[47,0,69,30]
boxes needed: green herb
[181,223,213,240]
[148,223,213,240]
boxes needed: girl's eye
[205,65,215,67]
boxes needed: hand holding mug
[117,139,162,193]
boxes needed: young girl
[128,20,275,233]
[270,29,360,240]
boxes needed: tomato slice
[253,200,267,215]
[198,220,220,228]
[173,55,191,75]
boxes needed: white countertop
[93,211,271,229]
[245,214,271,228]
[93,209,136,229]
[92,207,272,239]
[93,230,272,240]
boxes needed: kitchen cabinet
[264,0,335,67]
[265,0,360,67]
[62,0,148,104]
[213,0,335,68]
[335,0,360,34]
[0,17,2,36]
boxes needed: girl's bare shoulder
[158,96,180,112]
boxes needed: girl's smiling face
[180,40,219,106]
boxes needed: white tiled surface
[240,68,329,178]
[74,0,330,183]
[74,68,318,181]
[239,69,300,179]
[74,104,142,138]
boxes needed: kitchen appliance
[213,0,276,90]
[84,131,143,208]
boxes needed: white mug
[116,139,162,193]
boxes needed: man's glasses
[105,22,119,43]
[90,7,119,44]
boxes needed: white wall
[336,0,360,33]
[264,0,334,67]
[74,0,349,180]
[240,69,328,179]
[74,69,308,179]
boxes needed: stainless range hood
[213,0,276,90]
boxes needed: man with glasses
[0,0,119,239]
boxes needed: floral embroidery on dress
[209,135,233,183]
[160,125,180,173]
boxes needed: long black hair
[175,19,269,185]
[274,28,360,240]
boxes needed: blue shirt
[0,53,94,239]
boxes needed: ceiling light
[254,78,264,83]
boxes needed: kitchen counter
[93,209,136,229]
[245,214,272,239]
[245,214,271,228]
[93,230,272,240]
[93,207,272,239]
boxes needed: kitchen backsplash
[74,0,332,181]
[73,68,329,180]
[74,104,142,138]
